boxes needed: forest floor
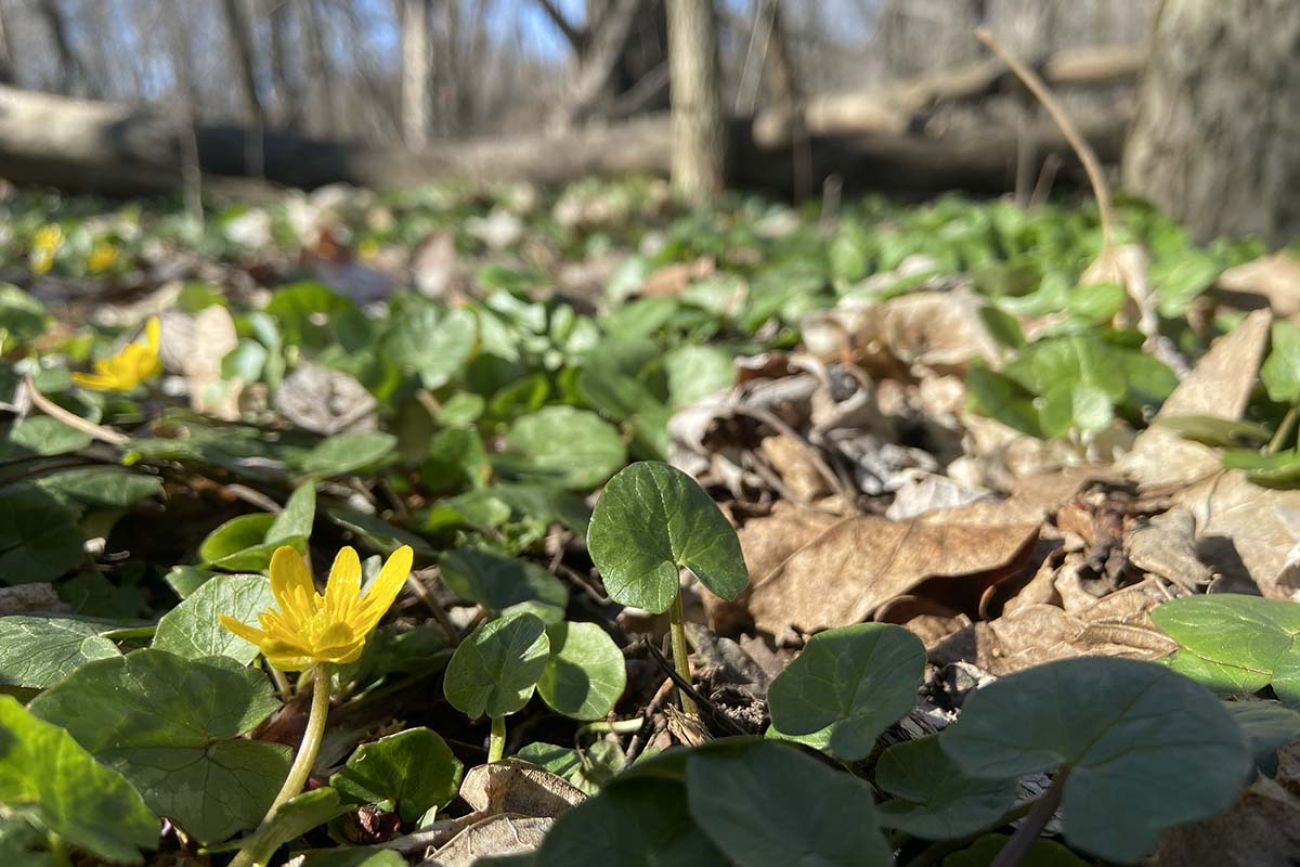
[2,178,1300,867]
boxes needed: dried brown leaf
[458,760,584,818]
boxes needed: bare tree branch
[533,0,585,50]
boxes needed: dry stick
[22,375,129,447]
[975,27,1115,253]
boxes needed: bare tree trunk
[36,0,86,95]
[1123,0,1300,244]
[756,0,810,199]
[303,0,337,136]
[163,2,204,226]
[220,0,265,176]
[268,0,301,129]
[401,0,434,148]
[0,0,15,85]
[666,0,725,201]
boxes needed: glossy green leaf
[686,740,891,867]
[534,778,724,867]
[332,728,463,823]
[1152,594,1300,706]
[1262,320,1300,404]
[438,547,568,623]
[36,467,162,508]
[941,657,1252,862]
[504,407,626,490]
[1156,414,1273,448]
[587,462,748,614]
[0,484,85,585]
[5,416,91,457]
[444,611,550,719]
[384,306,477,390]
[29,650,289,844]
[300,432,396,476]
[0,695,158,864]
[876,736,1019,839]
[965,365,1041,437]
[1225,700,1300,776]
[211,788,347,864]
[152,573,274,663]
[198,513,276,569]
[767,623,925,760]
[267,483,316,545]
[0,615,121,688]
[537,621,626,721]
[515,740,625,794]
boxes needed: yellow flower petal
[324,547,362,620]
[144,317,161,354]
[354,545,414,634]
[269,546,317,621]
[70,371,119,390]
[218,614,267,646]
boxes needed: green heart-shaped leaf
[941,657,1252,863]
[537,621,626,721]
[876,735,1019,840]
[0,695,158,864]
[444,612,550,719]
[0,616,121,688]
[686,740,891,867]
[1262,320,1300,404]
[504,407,626,490]
[1225,700,1300,776]
[300,432,396,477]
[152,573,274,663]
[767,623,925,760]
[37,467,162,508]
[266,483,316,545]
[29,650,289,844]
[332,728,463,823]
[534,778,724,866]
[0,484,86,585]
[439,548,568,623]
[1152,594,1300,706]
[587,462,748,614]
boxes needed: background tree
[1124,0,1300,245]
[401,0,434,149]
[666,0,725,200]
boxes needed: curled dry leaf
[420,814,552,867]
[459,760,585,818]
[730,502,1039,636]
[1215,253,1300,318]
[1125,507,1213,591]
[1122,308,1271,489]
[275,362,378,434]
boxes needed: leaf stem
[229,663,332,867]
[269,666,293,701]
[990,767,1070,867]
[1269,403,1299,456]
[488,716,507,763]
[668,592,698,717]
[46,832,71,867]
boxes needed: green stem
[1269,404,1299,456]
[668,593,698,717]
[229,663,332,867]
[488,716,507,763]
[990,768,1069,867]
[47,833,71,867]
[269,666,292,702]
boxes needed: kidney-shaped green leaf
[0,695,158,864]
[210,788,348,865]
[1152,594,1300,707]
[1224,700,1300,777]
[332,728,463,823]
[505,406,626,490]
[0,616,121,688]
[686,740,891,867]
[444,612,550,719]
[537,621,626,721]
[29,649,289,844]
[941,656,1252,863]
[587,462,748,614]
[767,623,925,760]
[876,735,1019,840]
[534,777,724,867]
[439,548,568,623]
[152,573,274,663]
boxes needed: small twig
[1269,404,1299,456]
[644,640,747,737]
[22,376,129,447]
[730,403,858,510]
[554,562,611,605]
[406,567,462,646]
[975,27,1114,252]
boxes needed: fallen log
[753,42,1146,146]
[0,83,1129,197]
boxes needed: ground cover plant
[1,178,1299,866]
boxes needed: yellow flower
[32,224,63,252]
[219,544,415,671]
[87,242,119,273]
[71,316,163,392]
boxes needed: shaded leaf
[537,621,626,721]
[439,548,567,623]
[0,615,121,688]
[444,612,550,719]
[876,736,1019,839]
[332,728,462,823]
